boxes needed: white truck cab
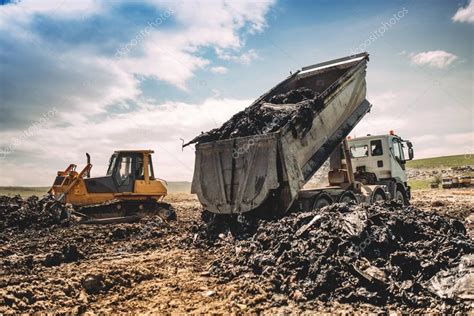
[348,132,414,182]
[346,131,414,202]
[298,132,414,210]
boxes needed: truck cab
[346,132,414,201]
[348,132,414,182]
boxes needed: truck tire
[338,191,357,203]
[394,186,408,205]
[312,194,333,210]
[201,210,216,223]
[370,188,386,204]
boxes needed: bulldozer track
[77,199,176,221]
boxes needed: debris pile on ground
[206,201,473,312]
[184,87,323,146]
[1,192,472,313]
[0,193,178,313]
[0,195,72,230]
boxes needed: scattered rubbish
[0,195,72,230]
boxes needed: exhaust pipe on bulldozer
[86,153,91,178]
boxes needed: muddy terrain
[1,189,473,313]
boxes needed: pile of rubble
[184,87,323,146]
[0,194,176,313]
[0,195,72,230]
[207,202,473,312]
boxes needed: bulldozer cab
[106,150,155,192]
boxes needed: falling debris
[184,88,323,146]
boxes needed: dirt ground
[412,188,474,238]
[1,189,473,314]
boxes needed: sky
[0,0,473,186]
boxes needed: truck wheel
[312,194,333,210]
[201,210,216,223]
[394,187,408,205]
[338,191,357,203]
[370,188,386,204]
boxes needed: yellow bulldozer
[49,150,175,223]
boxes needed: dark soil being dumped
[200,201,473,313]
[184,87,323,146]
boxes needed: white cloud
[112,1,273,88]
[0,33,140,128]
[452,0,474,23]
[0,97,251,186]
[111,0,273,88]
[210,66,228,74]
[215,48,259,65]
[409,50,458,69]
[352,85,473,160]
[0,0,102,28]
[1,0,273,95]
[0,0,276,185]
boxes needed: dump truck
[188,53,414,218]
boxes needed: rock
[3,294,18,307]
[43,252,64,267]
[432,200,445,207]
[203,290,215,297]
[62,244,84,263]
[82,275,104,294]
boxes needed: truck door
[390,138,407,182]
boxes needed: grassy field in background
[408,179,432,191]
[406,154,473,169]
[0,187,49,197]
[406,154,474,190]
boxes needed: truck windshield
[350,144,369,158]
[392,139,405,162]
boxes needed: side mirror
[406,141,414,160]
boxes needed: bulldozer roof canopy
[113,150,154,154]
